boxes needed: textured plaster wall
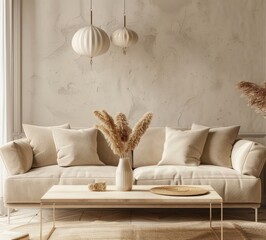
[22,0,266,132]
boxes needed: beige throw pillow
[191,124,240,167]
[23,123,70,167]
[158,127,209,166]
[0,138,33,175]
[52,128,104,167]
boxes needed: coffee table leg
[53,203,55,228]
[221,202,223,240]
[209,203,212,228]
[46,203,56,240]
[40,203,42,240]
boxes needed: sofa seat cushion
[134,165,261,203]
[5,165,116,204]
[59,166,116,184]
[4,165,63,203]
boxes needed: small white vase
[116,157,133,191]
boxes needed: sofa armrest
[0,138,33,175]
[231,139,266,177]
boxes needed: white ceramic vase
[116,157,133,191]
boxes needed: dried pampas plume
[126,112,153,152]
[94,110,153,157]
[237,81,266,116]
[115,113,132,142]
[94,111,123,156]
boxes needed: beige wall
[22,0,266,132]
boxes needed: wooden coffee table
[40,185,223,240]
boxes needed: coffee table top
[41,185,222,207]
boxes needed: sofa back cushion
[53,128,104,167]
[23,123,70,167]
[97,130,121,166]
[133,127,166,168]
[191,124,240,168]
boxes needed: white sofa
[0,127,266,212]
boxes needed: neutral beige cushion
[69,128,121,166]
[4,165,116,203]
[232,139,266,177]
[133,127,166,168]
[0,138,33,175]
[97,130,121,166]
[59,166,116,184]
[191,124,240,168]
[23,123,70,167]
[53,128,104,167]
[158,127,209,166]
[134,165,261,203]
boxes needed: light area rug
[235,222,266,240]
[10,208,266,240]
[13,221,244,240]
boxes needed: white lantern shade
[72,25,110,57]
[111,27,138,48]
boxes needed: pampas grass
[126,112,153,152]
[94,110,153,157]
[95,124,123,156]
[237,81,266,116]
[115,113,132,142]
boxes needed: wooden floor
[0,207,265,233]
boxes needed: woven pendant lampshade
[72,0,110,64]
[111,0,138,54]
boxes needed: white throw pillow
[191,124,240,168]
[52,128,104,167]
[23,123,70,168]
[158,127,209,166]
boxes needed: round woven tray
[150,186,209,196]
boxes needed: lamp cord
[90,0,93,66]
[90,0,93,25]
[123,0,127,54]
[124,0,126,27]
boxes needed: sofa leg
[254,208,258,222]
[7,208,10,224]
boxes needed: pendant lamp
[111,0,138,54]
[72,0,110,64]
